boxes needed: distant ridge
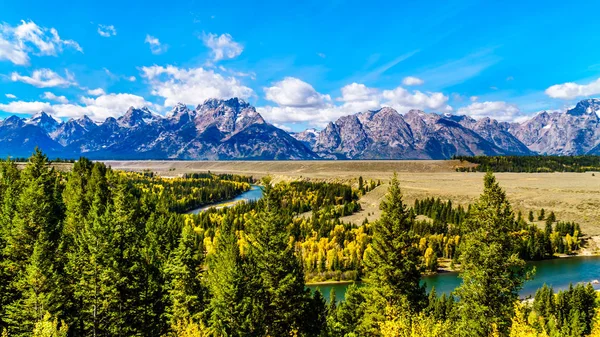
[1,98,600,159]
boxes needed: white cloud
[0,93,155,121]
[128,76,136,82]
[11,69,76,88]
[545,78,600,99]
[5,94,17,99]
[339,83,379,103]
[0,20,82,65]
[382,87,451,112]
[97,24,116,37]
[0,101,54,115]
[141,65,254,106]
[264,77,330,108]
[402,76,424,86]
[87,88,106,96]
[259,80,452,127]
[470,96,478,102]
[457,101,520,121]
[42,92,68,103]
[145,34,168,54]
[202,33,243,61]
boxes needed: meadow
[106,160,600,236]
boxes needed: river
[309,255,600,302]
[184,186,600,303]
[186,185,263,214]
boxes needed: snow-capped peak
[26,111,62,133]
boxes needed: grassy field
[105,160,600,235]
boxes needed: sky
[2,0,600,131]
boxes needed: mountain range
[1,97,600,160]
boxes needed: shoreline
[305,280,356,286]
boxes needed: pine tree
[163,221,206,328]
[363,173,426,312]
[529,210,534,222]
[206,216,264,336]
[3,150,65,336]
[0,160,22,330]
[329,284,366,336]
[454,172,531,336]
[245,179,317,336]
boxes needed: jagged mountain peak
[3,97,600,159]
[118,106,162,127]
[2,115,25,127]
[566,98,600,117]
[26,111,62,133]
[198,97,250,111]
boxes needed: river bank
[308,255,600,302]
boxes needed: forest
[0,150,598,337]
[454,155,600,172]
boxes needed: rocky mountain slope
[0,98,317,160]
[509,99,600,155]
[1,98,599,160]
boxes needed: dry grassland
[105,160,600,235]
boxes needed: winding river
[184,185,600,302]
[309,255,600,302]
[186,185,263,214]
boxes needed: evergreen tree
[246,178,317,336]
[206,216,264,336]
[163,221,206,328]
[539,208,546,221]
[363,173,426,313]
[3,150,65,336]
[0,160,22,330]
[328,284,366,337]
[529,210,535,222]
[454,172,531,336]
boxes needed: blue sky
[2,0,600,131]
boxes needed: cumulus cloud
[42,92,68,103]
[545,78,600,99]
[128,76,136,82]
[264,77,330,108]
[97,24,116,37]
[145,34,168,54]
[87,88,106,96]
[470,96,478,102]
[402,76,424,86]
[11,69,76,88]
[457,101,520,121]
[141,64,254,106]
[258,80,453,127]
[5,94,17,99]
[0,20,82,65]
[202,33,243,62]
[382,87,451,112]
[0,93,155,121]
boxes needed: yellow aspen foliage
[589,309,600,337]
[169,319,210,337]
[509,303,548,337]
[379,306,451,337]
[32,312,69,337]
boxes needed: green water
[309,256,600,302]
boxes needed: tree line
[454,155,600,173]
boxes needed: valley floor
[105,160,600,236]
